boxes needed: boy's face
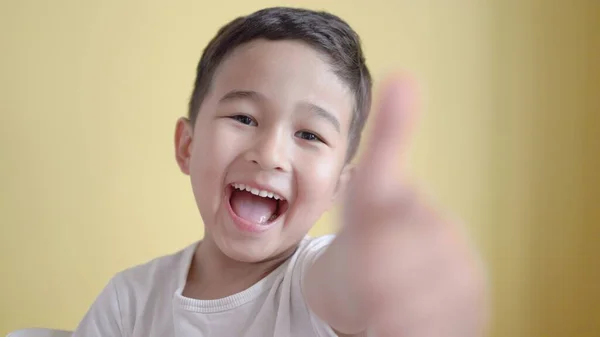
[176,40,354,262]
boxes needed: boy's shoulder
[112,241,198,294]
[295,234,335,260]
[284,234,336,278]
[73,243,199,336]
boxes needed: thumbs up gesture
[305,77,487,337]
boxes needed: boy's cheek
[311,160,345,194]
[296,163,341,213]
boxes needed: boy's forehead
[216,40,335,88]
[210,40,354,124]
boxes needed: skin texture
[175,39,486,336]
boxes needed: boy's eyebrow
[302,102,341,133]
[219,90,265,103]
[219,90,340,133]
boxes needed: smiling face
[175,39,354,262]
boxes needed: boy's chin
[212,232,285,263]
[210,230,301,264]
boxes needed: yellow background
[1,0,598,336]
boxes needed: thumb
[355,75,419,195]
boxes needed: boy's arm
[304,77,487,336]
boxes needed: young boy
[73,7,486,337]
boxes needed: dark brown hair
[188,7,372,161]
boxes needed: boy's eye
[295,130,324,143]
[230,115,257,126]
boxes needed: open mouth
[227,183,289,225]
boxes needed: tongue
[230,190,277,224]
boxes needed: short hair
[188,7,372,161]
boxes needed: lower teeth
[267,200,281,222]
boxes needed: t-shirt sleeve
[297,234,336,281]
[72,275,124,337]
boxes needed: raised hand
[342,76,487,337]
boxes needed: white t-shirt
[72,235,339,337]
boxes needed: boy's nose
[244,128,290,172]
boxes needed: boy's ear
[332,163,355,203]
[175,117,193,175]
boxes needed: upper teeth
[232,183,283,200]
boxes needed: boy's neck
[182,237,295,300]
